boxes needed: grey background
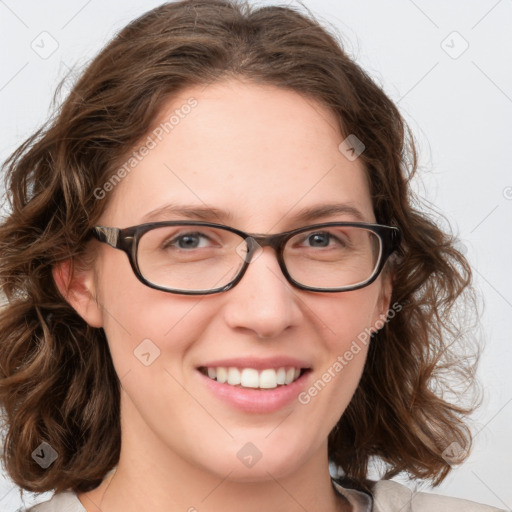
[0,0,511,510]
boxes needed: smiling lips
[198,358,312,412]
[200,366,303,389]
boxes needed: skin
[56,79,392,512]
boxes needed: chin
[204,441,309,483]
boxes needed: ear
[370,272,394,334]
[52,259,103,328]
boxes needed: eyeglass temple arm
[91,226,121,248]
[389,226,401,244]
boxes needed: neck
[78,394,349,512]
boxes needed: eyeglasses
[91,221,401,295]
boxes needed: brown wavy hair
[0,0,479,495]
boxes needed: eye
[300,231,347,248]
[304,232,332,247]
[164,231,213,250]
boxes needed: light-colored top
[26,477,506,511]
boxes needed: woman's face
[78,79,391,481]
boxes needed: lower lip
[198,370,311,413]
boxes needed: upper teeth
[206,367,301,389]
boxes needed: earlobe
[52,259,104,328]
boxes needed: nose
[222,246,304,338]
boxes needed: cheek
[297,287,380,415]
[309,284,381,350]
[94,252,214,375]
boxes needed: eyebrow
[141,202,368,225]
[291,203,367,223]
[141,204,233,223]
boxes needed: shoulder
[370,479,506,512]
[24,491,85,512]
[23,479,507,512]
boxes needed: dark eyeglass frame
[91,221,401,295]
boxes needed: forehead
[101,79,374,230]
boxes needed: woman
[0,1,504,511]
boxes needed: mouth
[198,366,309,390]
